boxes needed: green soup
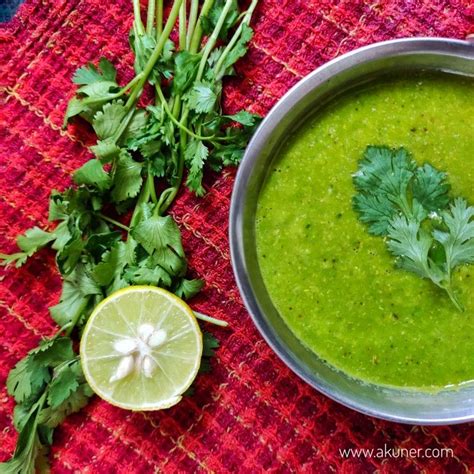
[256,74,474,389]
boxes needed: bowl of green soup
[230,38,474,424]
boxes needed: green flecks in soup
[255,74,474,389]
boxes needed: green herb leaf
[47,361,82,409]
[387,216,442,283]
[50,265,101,327]
[353,145,471,311]
[185,140,209,196]
[73,58,117,85]
[225,110,259,127]
[2,1,261,469]
[93,101,127,140]
[219,23,254,73]
[412,164,450,212]
[433,198,474,269]
[110,151,144,202]
[0,397,48,474]
[7,357,49,405]
[92,242,127,287]
[39,383,93,429]
[173,51,201,95]
[201,0,240,40]
[132,214,184,257]
[73,159,112,191]
[0,227,56,268]
[174,278,204,300]
[199,332,220,373]
[186,82,220,114]
[352,146,417,234]
[124,263,172,287]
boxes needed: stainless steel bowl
[229,38,474,425]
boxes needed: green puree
[256,74,474,389]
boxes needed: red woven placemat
[1,1,473,472]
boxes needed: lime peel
[80,286,203,411]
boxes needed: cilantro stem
[121,72,144,92]
[65,298,91,336]
[194,311,229,327]
[156,0,163,39]
[126,0,184,112]
[111,107,136,144]
[77,73,144,108]
[97,213,130,232]
[443,283,464,312]
[156,85,215,140]
[214,0,259,78]
[52,322,73,339]
[187,0,199,49]
[146,0,156,35]
[179,0,187,50]
[196,0,234,81]
[146,170,158,204]
[189,0,216,53]
[133,0,145,36]
[128,176,153,231]
[155,187,174,215]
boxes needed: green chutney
[256,74,474,389]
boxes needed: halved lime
[80,286,203,410]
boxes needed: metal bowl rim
[229,37,474,425]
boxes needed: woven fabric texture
[0,0,473,472]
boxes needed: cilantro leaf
[64,59,120,127]
[173,51,201,95]
[93,101,127,140]
[354,145,472,311]
[92,242,127,287]
[6,338,74,408]
[199,332,220,373]
[132,214,184,257]
[124,263,172,287]
[121,109,148,143]
[174,278,204,300]
[39,383,93,429]
[33,337,75,366]
[7,357,49,405]
[219,23,254,75]
[201,0,240,40]
[55,226,86,276]
[433,198,474,269]
[47,361,82,409]
[225,110,259,127]
[110,151,144,202]
[132,214,186,276]
[73,159,111,191]
[130,29,174,83]
[186,82,221,114]
[185,140,208,196]
[0,398,47,474]
[387,216,443,284]
[90,139,121,163]
[0,227,56,268]
[413,164,450,212]
[353,146,417,233]
[49,265,101,327]
[73,58,117,85]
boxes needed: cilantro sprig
[353,146,474,311]
[0,0,260,471]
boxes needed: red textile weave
[1,0,473,472]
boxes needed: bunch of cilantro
[353,146,474,311]
[0,0,260,471]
